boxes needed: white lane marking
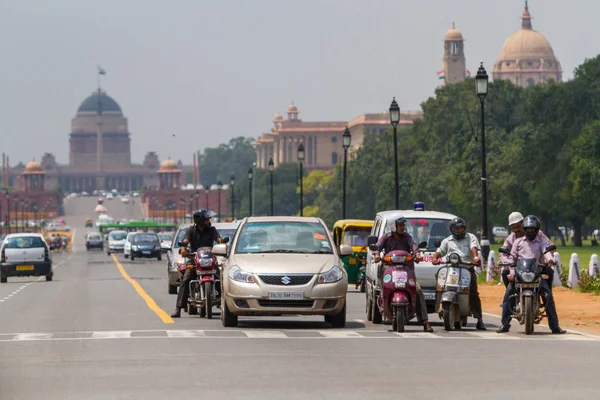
[318,330,362,338]
[467,332,520,340]
[243,330,288,339]
[166,330,205,338]
[354,319,366,323]
[91,331,132,339]
[394,332,443,339]
[13,333,53,341]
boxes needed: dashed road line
[0,329,597,343]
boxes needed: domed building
[440,23,468,84]
[493,1,562,86]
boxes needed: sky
[1,0,598,165]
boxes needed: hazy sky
[1,0,598,165]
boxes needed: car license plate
[268,292,303,300]
[16,265,34,271]
[423,291,436,301]
[142,251,151,255]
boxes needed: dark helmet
[523,215,541,240]
[450,217,467,240]
[193,209,216,226]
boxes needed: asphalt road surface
[1,196,598,399]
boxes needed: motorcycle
[177,238,229,319]
[355,248,367,293]
[498,244,556,335]
[435,252,478,331]
[368,243,418,332]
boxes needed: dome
[77,91,122,113]
[23,160,43,173]
[497,30,556,61]
[444,23,463,41]
[159,158,178,171]
[287,102,298,113]
[274,112,283,121]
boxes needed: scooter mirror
[177,241,186,247]
[418,241,427,249]
[544,244,556,253]
[367,235,378,246]
[222,237,230,244]
[498,246,510,255]
[368,244,378,252]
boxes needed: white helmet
[508,212,524,226]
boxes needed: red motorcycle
[177,245,221,319]
[371,249,418,332]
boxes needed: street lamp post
[297,143,305,216]
[6,192,10,234]
[476,61,490,261]
[342,126,351,219]
[268,158,274,216]
[248,167,253,217]
[216,181,222,221]
[195,190,199,209]
[389,97,400,210]
[230,174,236,220]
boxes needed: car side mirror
[498,246,510,255]
[544,244,557,254]
[367,235,378,246]
[368,244,378,252]
[212,243,228,256]
[339,244,353,257]
[418,241,427,249]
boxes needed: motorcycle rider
[432,217,487,331]
[500,212,554,287]
[170,209,225,318]
[497,215,566,334]
[374,216,434,333]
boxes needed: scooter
[368,244,418,332]
[435,252,478,331]
[355,247,367,293]
[498,244,556,334]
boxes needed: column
[307,136,313,166]
[314,136,318,166]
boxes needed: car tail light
[1,249,5,262]
[44,246,50,261]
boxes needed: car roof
[244,216,323,223]
[109,230,128,234]
[4,233,44,238]
[375,210,458,220]
[212,222,240,230]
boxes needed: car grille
[258,300,314,308]
[258,274,314,286]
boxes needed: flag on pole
[437,70,445,80]
[98,65,106,75]
[466,69,472,77]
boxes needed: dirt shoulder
[479,284,600,335]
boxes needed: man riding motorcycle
[374,216,434,333]
[497,215,566,334]
[432,217,487,331]
[500,212,554,287]
[170,209,225,318]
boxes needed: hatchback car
[166,225,190,294]
[1,233,53,282]
[107,230,127,255]
[158,233,173,253]
[130,233,162,261]
[215,216,352,328]
[86,232,104,251]
[124,232,135,258]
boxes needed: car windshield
[109,231,127,240]
[158,234,172,241]
[235,221,332,254]
[383,217,452,251]
[4,236,45,249]
[342,227,371,247]
[134,234,158,243]
[89,235,101,240]
[174,228,189,248]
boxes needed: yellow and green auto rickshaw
[85,218,93,227]
[332,219,373,292]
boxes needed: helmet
[450,217,467,240]
[395,216,407,232]
[522,215,540,240]
[193,209,216,226]
[508,212,524,226]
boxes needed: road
[0,196,598,399]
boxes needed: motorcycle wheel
[394,306,406,333]
[443,302,455,331]
[366,293,373,322]
[204,282,213,319]
[524,296,534,335]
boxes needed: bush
[577,272,600,295]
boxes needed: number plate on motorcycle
[268,292,304,300]
[423,291,436,301]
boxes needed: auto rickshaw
[332,219,373,292]
[85,218,93,227]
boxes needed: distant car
[86,233,104,251]
[166,225,191,294]
[130,233,162,261]
[212,221,241,244]
[158,233,173,253]
[1,233,53,283]
[107,230,127,255]
[106,193,113,200]
[493,226,509,240]
[132,192,140,197]
[124,232,135,259]
[120,197,129,204]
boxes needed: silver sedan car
[214,216,352,328]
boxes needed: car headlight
[228,265,255,283]
[318,266,343,284]
[132,245,139,251]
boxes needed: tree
[200,137,256,186]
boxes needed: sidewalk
[479,284,600,335]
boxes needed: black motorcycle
[498,244,556,335]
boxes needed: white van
[123,232,135,259]
[107,230,127,255]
